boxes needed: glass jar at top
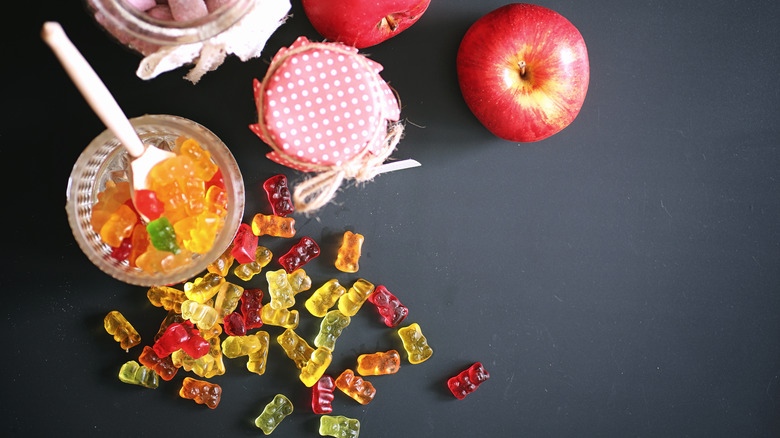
[85,0,291,82]
[87,0,254,52]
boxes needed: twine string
[255,40,405,213]
[292,122,404,213]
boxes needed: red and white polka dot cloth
[250,36,400,172]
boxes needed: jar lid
[250,36,400,172]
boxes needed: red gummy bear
[278,236,320,273]
[230,223,258,264]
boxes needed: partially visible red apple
[302,0,431,49]
[456,3,589,142]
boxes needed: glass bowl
[66,114,245,286]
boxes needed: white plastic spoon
[42,21,174,220]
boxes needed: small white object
[376,159,421,174]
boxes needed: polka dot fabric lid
[250,37,401,172]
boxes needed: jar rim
[87,0,255,46]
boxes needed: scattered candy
[300,347,332,387]
[254,394,293,435]
[100,174,449,438]
[251,213,295,237]
[335,231,364,273]
[319,415,361,438]
[179,377,221,409]
[305,279,346,318]
[104,310,141,351]
[138,345,178,381]
[277,328,314,369]
[222,311,246,336]
[447,362,490,400]
[311,375,335,414]
[398,323,433,364]
[335,369,376,405]
[233,246,272,281]
[118,360,159,389]
[278,236,320,273]
[263,174,294,216]
[338,279,375,317]
[230,223,258,264]
[367,285,408,328]
[314,310,350,351]
[240,288,264,329]
[356,350,401,376]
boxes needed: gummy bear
[278,236,320,273]
[207,243,234,276]
[230,223,258,264]
[247,331,270,375]
[172,336,225,378]
[398,322,433,364]
[110,237,132,262]
[311,375,335,414]
[447,362,490,400]
[178,137,218,181]
[334,231,364,273]
[146,216,180,254]
[251,213,295,238]
[267,269,296,310]
[287,269,312,295]
[233,246,272,281]
[184,273,225,303]
[181,300,219,330]
[335,369,376,405]
[147,285,187,314]
[104,310,141,351]
[314,310,351,351]
[337,279,375,317]
[261,305,299,329]
[240,288,264,330]
[356,350,401,376]
[319,415,360,438]
[254,394,293,435]
[179,377,221,409]
[214,281,244,320]
[223,311,246,337]
[118,360,159,389]
[367,285,408,328]
[305,279,346,317]
[263,174,294,216]
[100,203,138,248]
[277,328,314,369]
[300,346,332,387]
[138,345,178,381]
[222,333,264,359]
[133,189,164,221]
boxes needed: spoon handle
[41,21,145,158]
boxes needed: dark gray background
[5,0,779,436]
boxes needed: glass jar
[85,0,291,82]
[86,0,254,53]
[66,114,245,286]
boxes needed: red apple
[302,0,431,49]
[456,3,589,142]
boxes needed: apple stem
[385,15,399,31]
[518,61,527,77]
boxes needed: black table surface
[6,1,779,436]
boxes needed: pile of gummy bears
[103,173,487,436]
